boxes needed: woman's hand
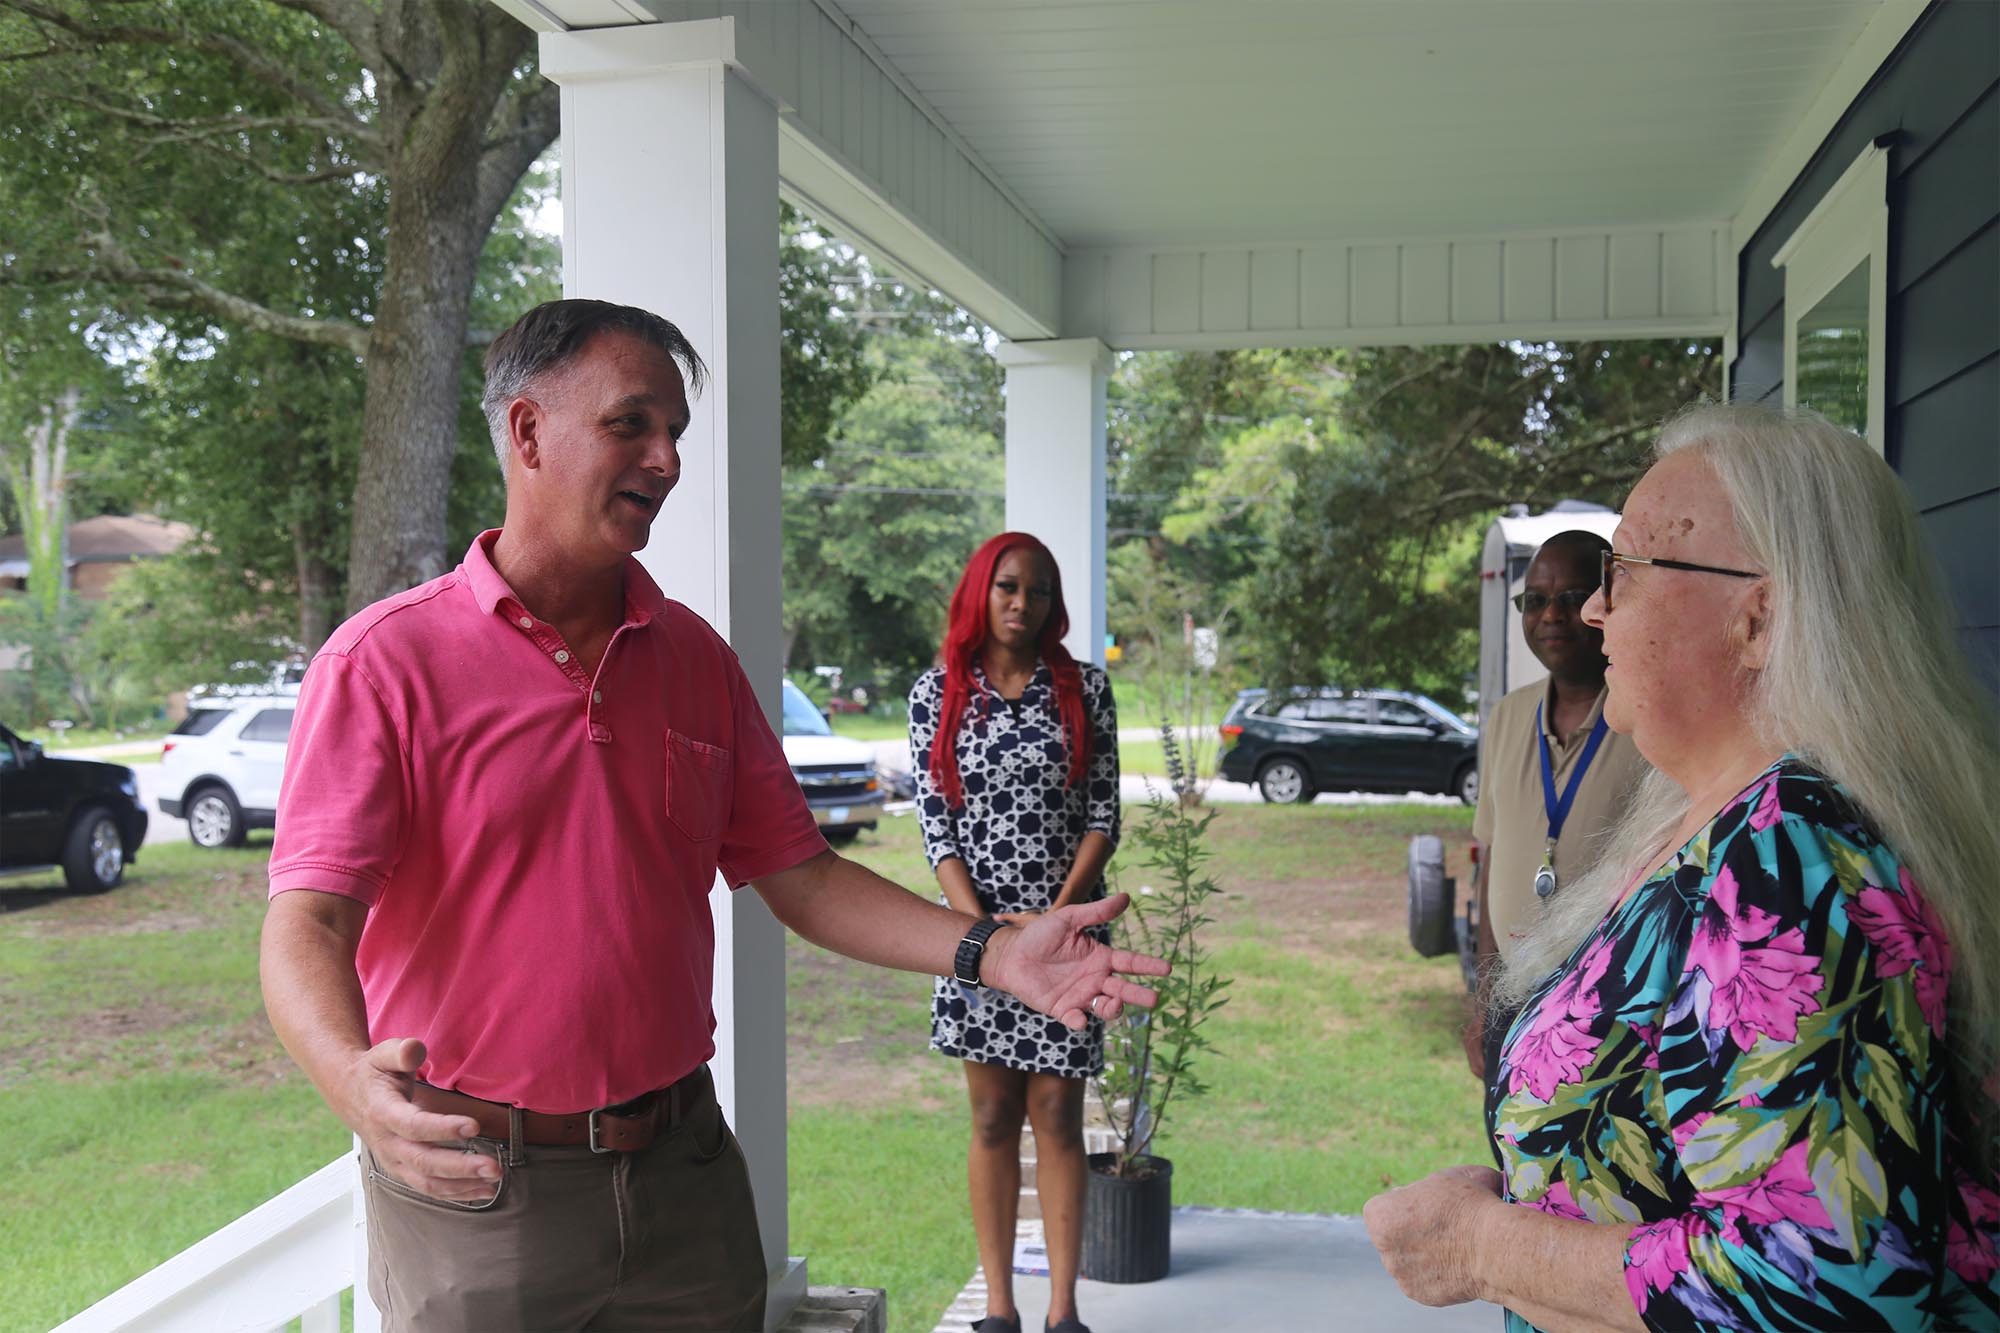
[1363,1164,1505,1306]
[995,910,1043,925]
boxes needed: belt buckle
[588,1107,615,1154]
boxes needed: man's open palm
[988,893,1169,1029]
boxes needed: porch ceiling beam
[1062,224,1733,352]
[517,0,1065,339]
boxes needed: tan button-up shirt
[1472,678,1651,961]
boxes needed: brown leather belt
[411,1065,710,1154]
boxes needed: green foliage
[1093,728,1232,1173]
[1106,546,1244,788]
[780,205,878,469]
[0,595,159,730]
[1245,340,1720,697]
[1106,339,1721,705]
[782,252,1004,688]
[97,548,302,694]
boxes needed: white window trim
[1770,142,1890,451]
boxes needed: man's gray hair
[1499,401,2000,1144]
[481,299,709,475]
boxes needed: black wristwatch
[953,919,1006,987]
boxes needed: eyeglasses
[1511,588,1596,616]
[1600,549,1761,612]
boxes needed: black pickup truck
[0,722,149,892]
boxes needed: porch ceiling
[509,0,1919,346]
[826,0,1885,248]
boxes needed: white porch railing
[51,1153,377,1333]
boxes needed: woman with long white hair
[1366,403,2000,1330]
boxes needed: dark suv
[0,722,150,891]
[1217,688,1479,806]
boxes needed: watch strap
[953,918,1005,987]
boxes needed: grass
[4,804,1481,1333]
[16,723,170,751]
[1107,669,1236,731]
[1116,735,1226,780]
[827,711,913,742]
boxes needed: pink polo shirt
[269,531,827,1112]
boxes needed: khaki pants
[361,1070,766,1332]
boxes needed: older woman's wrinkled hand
[1363,1164,1506,1307]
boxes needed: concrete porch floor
[931,1207,1502,1332]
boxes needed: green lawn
[2,803,1481,1333]
[826,711,912,742]
[16,723,170,752]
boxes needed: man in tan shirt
[1464,530,1651,1102]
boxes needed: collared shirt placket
[502,600,647,746]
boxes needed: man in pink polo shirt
[260,299,1166,1333]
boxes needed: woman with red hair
[908,532,1121,1333]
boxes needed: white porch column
[540,21,804,1322]
[996,339,1113,666]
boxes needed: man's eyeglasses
[1600,549,1761,612]
[1511,588,1595,616]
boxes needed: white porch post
[996,339,1113,666]
[540,20,804,1323]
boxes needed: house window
[1770,141,1889,450]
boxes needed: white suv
[158,693,297,848]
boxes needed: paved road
[866,738,1459,808]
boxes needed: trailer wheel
[1408,834,1456,958]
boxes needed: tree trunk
[17,386,81,620]
[343,151,487,614]
[295,522,338,652]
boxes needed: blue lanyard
[1537,701,1609,845]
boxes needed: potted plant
[1083,724,1230,1283]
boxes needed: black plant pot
[1081,1152,1173,1283]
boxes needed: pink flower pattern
[1949,1175,2000,1285]
[1626,1215,1707,1313]
[1700,1140,1835,1244]
[1524,1176,1590,1221]
[1746,775,1784,831]
[1846,866,1954,1035]
[1490,761,2000,1330]
[1507,935,1614,1102]
[1685,865,1824,1052]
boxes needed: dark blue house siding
[1732,0,2000,699]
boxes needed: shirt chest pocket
[664,729,732,842]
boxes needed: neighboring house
[0,514,193,601]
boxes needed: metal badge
[1534,864,1558,899]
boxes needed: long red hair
[929,532,1090,808]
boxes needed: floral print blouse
[1492,758,2000,1331]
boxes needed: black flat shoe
[971,1318,1021,1333]
[1045,1320,1091,1333]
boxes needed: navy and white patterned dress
[908,660,1121,1075]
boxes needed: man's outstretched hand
[982,893,1170,1028]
